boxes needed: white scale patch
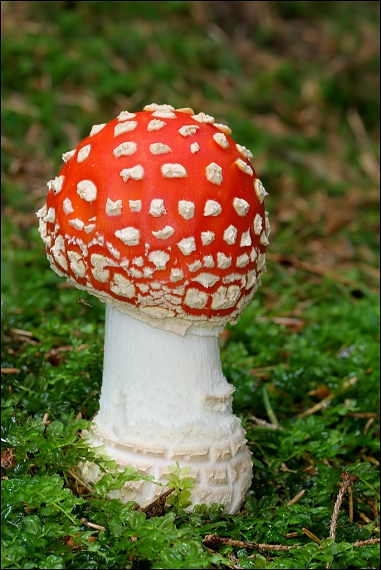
[89,123,106,136]
[235,158,253,176]
[110,274,136,298]
[152,226,174,239]
[106,198,123,216]
[213,132,230,149]
[113,142,137,157]
[203,255,214,267]
[149,199,166,217]
[190,142,200,153]
[152,110,176,119]
[130,267,143,278]
[120,165,144,181]
[36,204,47,220]
[170,268,184,282]
[83,224,96,234]
[69,218,84,231]
[115,227,140,246]
[161,163,188,178]
[240,229,252,247]
[137,283,149,293]
[178,200,195,220]
[88,234,104,248]
[233,197,250,217]
[265,211,271,236]
[253,213,263,235]
[192,272,220,288]
[67,251,86,278]
[213,122,232,135]
[90,253,116,283]
[177,237,196,256]
[51,235,68,270]
[77,144,91,163]
[204,200,222,216]
[201,231,215,245]
[90,253,114,268]
[62,149,75,163]
[192,112,215,123]
[188,260,202,272]
[217,252,232,269]
[236,143,253,160]
[117,111,137,121]
[147,119,166,131]
[76,238,88,257]
[43,207,55,223]
[178,125,199,137]
[257,252,266,271]
[48,175,64,194]
[211,285,240,310]
[236,253,250,268]
[223,225,238,245]
[114,121,137,137]
[206,162,223,185]
[77,180,97,202]
[250,248,258,262]
[222,273,244,284]
[63,198,74,215]
[254,179,269,203]
[184,288,209,309]
[148,250,170,269]
[150,143,172,155]
[129,200,142,212]
[164,293,183,306]
[246,270,257,289]
[144,103,175,112]
[106,242,120,259]
[260,232,270,246]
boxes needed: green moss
[1,1,379,568]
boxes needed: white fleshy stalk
[81,305,253,514]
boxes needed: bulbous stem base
[80,305,253,514]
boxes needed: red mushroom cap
[37,104,270,332]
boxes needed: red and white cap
[37,104,270,333]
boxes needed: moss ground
[1,2,379,568]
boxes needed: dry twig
[68,467,96,494]
[363,417,375,436]
[329,471,358,540]
[302,527,321,544]
[249,414,283,430]
[348,484,354,523]
[287,489,306,506]
[352,538,380,547]
[297,396,332,418]
[139,487,175,518]
[298,377,358,418]
[80,517,106,531]
[203,533,380,554]
[203,534,297,552]
[42,412,50,426]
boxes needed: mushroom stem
[82,305,253,513]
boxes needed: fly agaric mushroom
[37,103,270,513]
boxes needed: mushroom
[36,103,270,513]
